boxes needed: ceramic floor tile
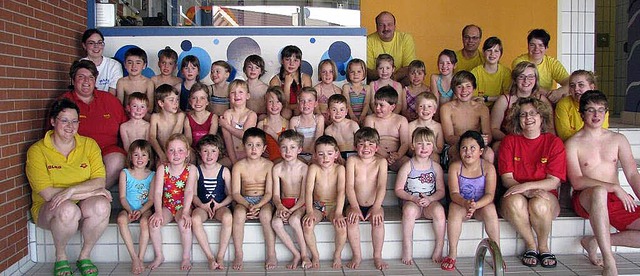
[305,271,345,276]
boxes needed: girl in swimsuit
[441,131,499,271]
[174,55,200,112]
[184,83,218,160]
[209,60,231,117]
[341,58,373,125]
[289,87,325,155]
[257,86,289,161]
[269,45,312,119]
[394,127,446,265]
[149,134,198,271]
[219,80,258,164]
[314,59,342,123]
[191,134,233,271]
[370,54,404,114]
[430,49,457,107]
[402,60,431,121]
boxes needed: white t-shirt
[83,56,123,92]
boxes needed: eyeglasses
[585,107,608,114]
[85,41,105,48]
[463,35,480,41]
[519,110,540,118]
[57,117,80,125]
[517,74,536,81]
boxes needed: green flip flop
[76,259,99,276]
[53,260,72,276]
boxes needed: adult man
[366,11,416,84]
[455,25,484,72]
[566,90,640,276]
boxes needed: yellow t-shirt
[512,54,569,91]
[367,31,416,70]
[554,96,609,141]
[26,130,105,222]
[471,64,512,98]
[455,49,484,72]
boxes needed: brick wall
[0,1,87,271]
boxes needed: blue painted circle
[328,41,351,63]
[177,47,211,81]
[301,61,313,77]
[310,38,316,43]
[181,40,193,51]
[213,38,220,45]
[226,37,261,75]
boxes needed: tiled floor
[18,253,640,275]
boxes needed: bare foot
[401,247,413,265]
[311,257,320,269]
[374,258,388,270]
[132,258,144,274]
[401,256,413,265]
[148,255,164,270]
[603,264,618,276]
[180,258,192,271]
[265,256,277,270]
[287,254,300,269]
[332,258,342,269]
[215,257,225,270]
[300,256,312,269]
[581,236,604,267]
[346,257,361,269]
[207,257,219,270]
[432,246,444,263]
[232,256,243,270]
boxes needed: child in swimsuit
[324,94,360,160]
[302,135,347,269]
[244,55,269,120]
[117,140,155,274]
[394,127,446,265]
[219,79,257,165]
[191,135,232,270]
[342,58,373,125]
[148,134,198,271]
[184,83,218,162]
[402,60,431,121]
[257,86,289,162]
[441,131,499,271]
[271,130,311,269]
[314,59,342,123]
[289,87,325,157]
[209,60,231,117]
[370,54,404,114]
[174,55,200,111]
[430,49,457,107]
[269,45,312,119]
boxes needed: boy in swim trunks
[302,135,348,269]
[364,86,410,171]
[271,130,310,269]
[230,127,276,270]
[344,127,389,270]
[324,94,360,160]
[566,90,640,276]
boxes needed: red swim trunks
[572,190,640,231]
[281,197,297,209]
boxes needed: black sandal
[521,249,539,267]
[538,252,557,268]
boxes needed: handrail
[474,238,504,276]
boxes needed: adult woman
[62,59,127,189]
[498,97,566,268]
[81,28,123,95]
[511,29,569,101]
[554,70,609,141]
[490,61,553,152]
[26,99,111,276]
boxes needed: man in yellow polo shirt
[455,24,484,72]
[367,11,416,84]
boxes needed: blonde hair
[317,59,338,81]
[411,127,436,145]
[165,133,191,164]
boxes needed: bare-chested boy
[149,84,186,163]
[244,55,269,120]
[324,94,360,160]
[440,70,493,163]
[364,86,410,171]
[345,127,389,270]
[120,92,150,152]
[116,47,155,110]
[302,135,348,269]
[271,130,310,269]
[408,92,444,163]
[151,47,181,88]
[566,90,640,276]
[231,127,277,270]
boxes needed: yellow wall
[361,0,558,76]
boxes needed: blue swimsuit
[458,160,486,202]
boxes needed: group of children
[107,42,548,274]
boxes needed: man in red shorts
[566,90,640,276]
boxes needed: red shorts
[281,197,297,209]
[572,190,640,231]
[101,144,126,156]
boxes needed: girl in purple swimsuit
[441,130,500,271]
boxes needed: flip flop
[54,260,72,276]
[538,252,557,268]
[521,249,539,267]
[76,259,99,276]
[440,256,456,271]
